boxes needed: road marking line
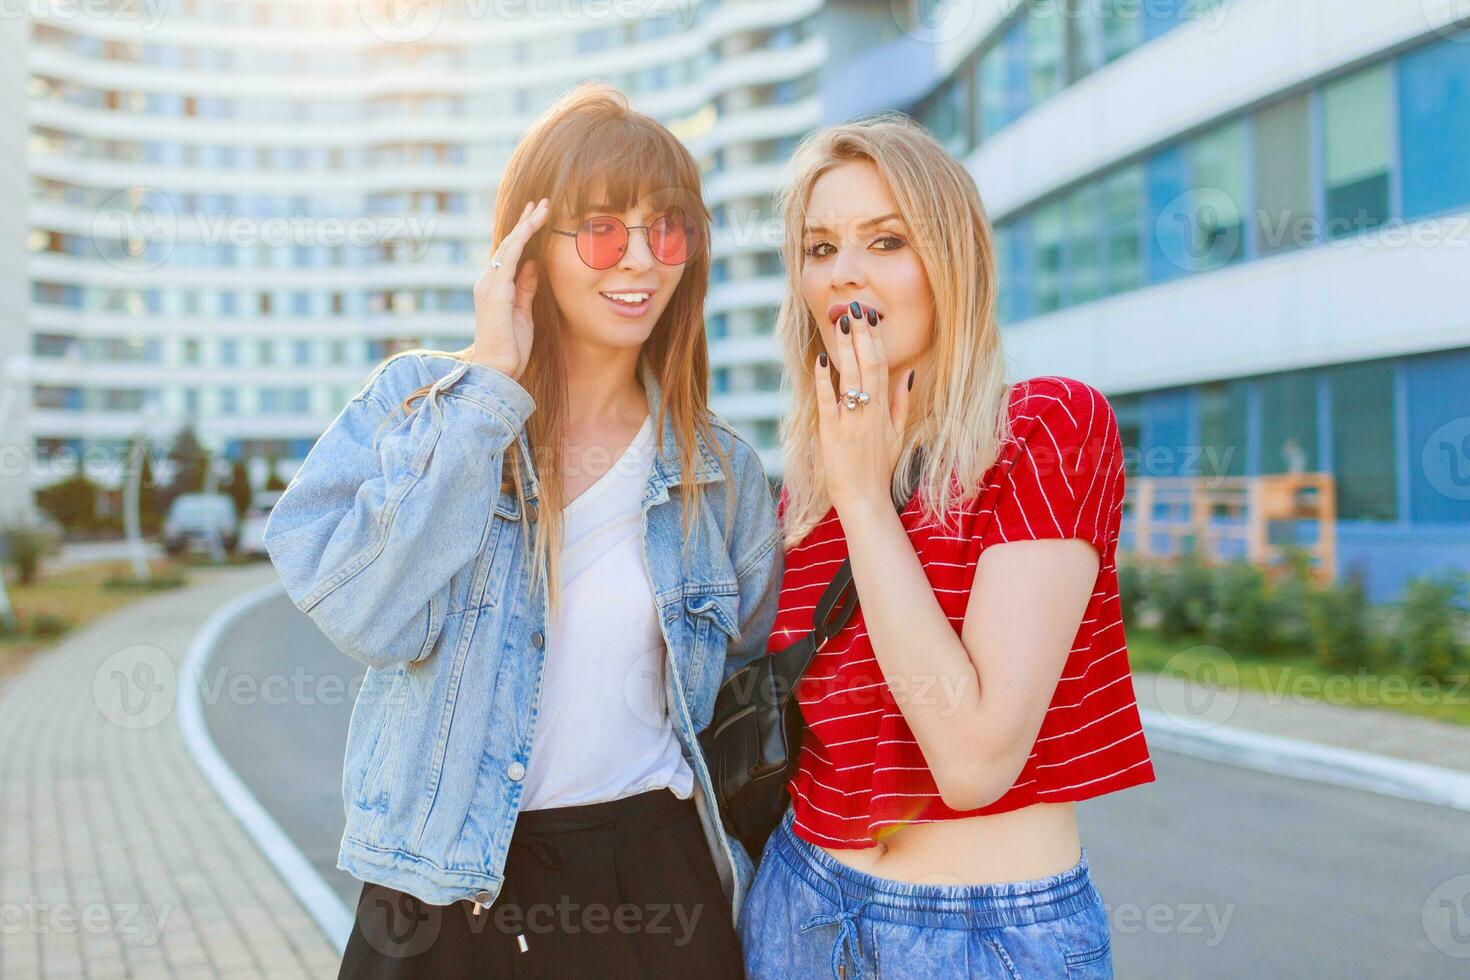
[177,580,355,953]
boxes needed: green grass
[0,559,189,684]
[1128,626,1470,727]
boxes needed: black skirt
[337,788,743,979]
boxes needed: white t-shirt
[520,414,695,810]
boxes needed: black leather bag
[697,555,861,862]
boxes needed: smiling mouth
[601,290,653,306]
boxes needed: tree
[168,426,207,498]
[36,473,97,530]
[225,459,252,515]
[264,456,287,492]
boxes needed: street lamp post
[0,355,34,630]
[123,407,160,582]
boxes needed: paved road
[204,587,1470,978]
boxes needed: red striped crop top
[769,376,1155,848]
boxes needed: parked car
[162,493,239,555]
[236,490,283,559]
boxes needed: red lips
[826,301,884,325]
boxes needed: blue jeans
[738,811,1113,979]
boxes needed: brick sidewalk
[0,563,340,980]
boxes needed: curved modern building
[17,1,1470,596]
[22,0,822,494]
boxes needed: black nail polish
[849,301,862,318]
[867,310,878,327]
[819,352,828,367]
[908,370,915,390]
[839,315,850,334]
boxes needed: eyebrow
[803,212,905,235]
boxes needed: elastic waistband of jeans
[770,810,1098,929]
[513,787,694,843]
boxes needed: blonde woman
[737,114,1155,978]
[265,84,780,978]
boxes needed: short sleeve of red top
[770,376,1155,849]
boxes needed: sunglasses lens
[577,217,627,269]
[650,209,697,265]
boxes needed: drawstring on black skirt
[471,816,617,953]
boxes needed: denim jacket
[263,350,783,924]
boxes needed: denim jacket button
[506,761,525,781]
[530,631,544,649]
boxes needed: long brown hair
[392,82,725,611]
[775,112,1012,548]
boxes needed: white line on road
[176,580,355,953]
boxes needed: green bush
[1307,573,1375,671]
[1150,549,1213,639]
[1268,556,1317,655]
[29,612,69,639]
[1117,560,1147,630]
[1392,572,1470,681]
[1,526,46,585]
[1209,559,1272,654]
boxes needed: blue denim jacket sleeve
[724,449,785,683]
[263,356,536,669]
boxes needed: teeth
[603,291,650,304]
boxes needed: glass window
[1399,38,1470,220]
[1102,165,1144,295]
[1322,64,1393,238]
[1257,372,1319,475]
[1145,144,1190,283]
[995,216,1034,324]
[981,20,1028,139]
[1198,380,1248,478]
[1067,0,1104,82]
[1064,183,1103,306]
[1100,0,1144,64]
[922,78,968,156]
[1189,120,1248,269]
[1328,361,1397,521]
[1253,94,1314,255]
[1032,200,1065,314]
[1026,5,1066,104]
[1406,347,1470,524]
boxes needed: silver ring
[490,257,503,270]
[841,388,870,411]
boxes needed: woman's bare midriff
[816,801,1081,886]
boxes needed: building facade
[864,0,1470,600]
[19,0,1469,597]
[23,0,822,490]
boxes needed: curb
[176,580,355,954]
[1140,708,1470,812]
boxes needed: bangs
[547,114,700,221]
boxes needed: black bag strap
[767,556,856,692]
[767,479,915,693]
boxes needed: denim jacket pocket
[683,589,740,730]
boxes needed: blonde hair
[393,82,727,612]
[775,111,1011,547]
